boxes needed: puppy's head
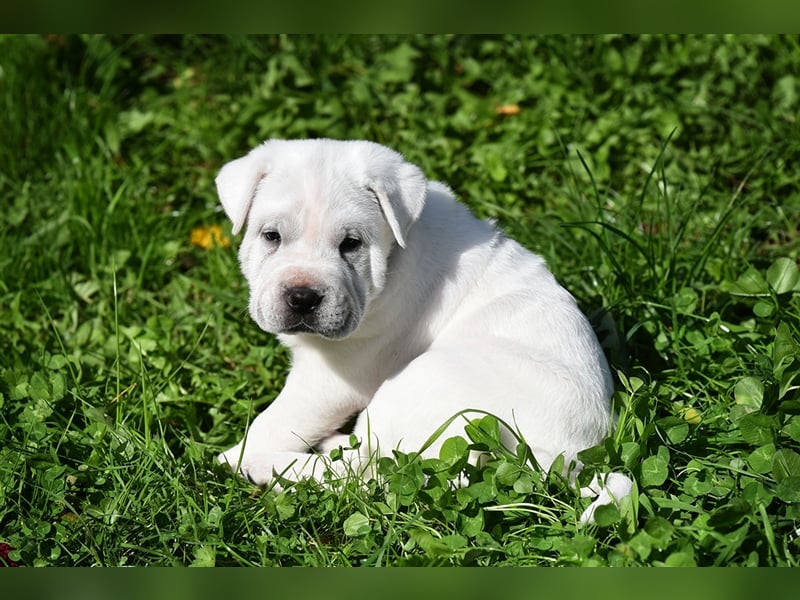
[215,139,428,339]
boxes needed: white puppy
[215,139,631,522]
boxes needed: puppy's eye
[339,236,362,254]
[262,230,281,243]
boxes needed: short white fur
[215,138,632,523]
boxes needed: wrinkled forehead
[247,151,383,230]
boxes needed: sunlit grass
[1,34,799,566]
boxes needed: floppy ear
[215,145,270,235]
[367,160,428,248]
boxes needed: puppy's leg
[220,448,369,488]
[220,451,325,487]
[315,433,355,453]
[353,347,606,465]
[222,451,334,488]
[218,357,367,482]
[578,472,634,524]
[350,349,632,523]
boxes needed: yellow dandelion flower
[191,224,230,250]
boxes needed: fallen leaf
[495,104,522,116]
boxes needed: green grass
[2,34,800,566]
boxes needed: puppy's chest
[320,335,427,396]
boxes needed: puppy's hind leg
[578,472,634,524]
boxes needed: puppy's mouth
[265,309,359,340]
[285,319,318,335]
[286,321,313,334]
[249,287,361,339]
[283,316,356,339]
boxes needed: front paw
[217,442,244,468]
[217,443,273,486]
[218,444,328,488]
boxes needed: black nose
[285,286,322,315]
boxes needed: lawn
[1,34,800,567]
